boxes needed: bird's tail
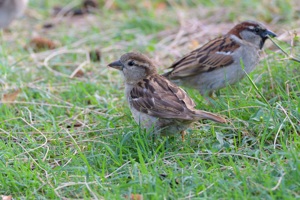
[194,110,227,123]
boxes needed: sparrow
[0,0,28,29]
[108,52,226,140]
[163,21,277,97]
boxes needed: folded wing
[165,36,240,79]
[130,75,197,120]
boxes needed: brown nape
[227,21,261,39]
[226,23,244,38]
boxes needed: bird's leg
[203,91,217,105]
[180,130,186,141]
[209,91,216,99]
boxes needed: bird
[108,52,226,140]
[163,20,277,98]
[0,0,28,29]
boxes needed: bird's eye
[254,27,260,33]
[128,61,134,66]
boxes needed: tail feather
[194,110,227,123]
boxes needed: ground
[0,0,299,199]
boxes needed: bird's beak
[108,60,123,71]
[262,29,277,38]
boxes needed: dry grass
[0,0,299,199]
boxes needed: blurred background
[3,0,300,68]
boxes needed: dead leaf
[66,122,83,128]
[83,0,99,10]
[89,49,101,62]
[156,2,167,10]
[52,6,85,16]
[124,194,143,200]
[72,69,85,78]
[2,89,20,103]
[43,22,55,29]
[1,195,12,200]
[52,0,98,17]
[28,36,58,51]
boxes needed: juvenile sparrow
[0,0,28,28]
[163,21,277,97]
[108,52,226,140]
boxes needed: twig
[182,182,215,199]
[0,101,115,117]
[271,173,285,191]
[163,152,268,163]
[273,116,287,149]
[105,161,131,178]
[243,67,270,107]
[276,103,298,134]
[70,60,89,78]
[43,49,89,78]
[248,172,285,192]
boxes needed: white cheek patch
[248,26,254,30]
[216,51,233,55]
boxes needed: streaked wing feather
[130,75,196,120]
[168,36,240,78]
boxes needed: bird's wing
[165,36,241,79]
[130,74,196,120]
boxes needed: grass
[0,0,299,199]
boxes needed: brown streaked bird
[0,0,28,29]
[108,52,226,140]
[163,21,276,98]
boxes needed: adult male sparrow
[0,0,28,28]
[163,21,277,97]
[108,52,226,140]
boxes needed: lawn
[0,0,299,199]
